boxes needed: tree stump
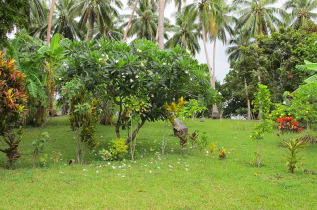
[171,118,188,136]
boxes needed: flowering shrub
[276,116,303,133]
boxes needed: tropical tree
[0,0,28,48]
[208,0,234,95]
[24,0,48,32]
[75,0,122,40]
[51,0,81,40]
[226,30,253,64]
[186,0,212,87]
[284,0,317,29]
[165,7,200,55]
[94,14,123,41]
[122,0,159,41]
[233,0,284,37]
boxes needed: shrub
[101,138,128,161]
[276,116,303,133]
[219,147,226,159]
[0,52,27,167]
[283,139,307,173]
[32,132,50,168]
[209,142,216,154]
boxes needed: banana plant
[297,60,317,84]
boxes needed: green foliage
[65,82,99,149]
[108,138,128,161]
[32,132,50,168]
[209,142,216,154]
[0,0,27,48]
[251,84,272,167]
[197,131,209,151]
[63,39,213,139]
[180,99,207,119]
[252,84,271,119]
[0,52,27,167]
[283,139,307,173]
[51,151,62,163]
[7,31,68,125]
[164,97,187,121]
[222,27,317,117]
[98,149,112,161]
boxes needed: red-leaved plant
[276,116,303,133]
[0,52,27,167]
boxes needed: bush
[99,138,128,161]
[0,52,27,167]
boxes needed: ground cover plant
[0,117,316,209]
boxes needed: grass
[0,117,316,209]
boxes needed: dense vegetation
[0,0,316,208]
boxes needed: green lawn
[0,117,316,209]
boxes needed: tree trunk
[115,124,121,138]
[212,39,219,118]
[244,77,251,120]
[46,0,56,45]
[202,29,217,118]
[158,0,165,49]
[125,119,146,145]
[202,29,212,86]
[212,39,216,89]
[122,0,138,43]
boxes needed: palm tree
[233,0,284,86]
[122,0,159,41]
[284,0,317,29]
[186,0,212,87]
[165,7,201,55]
[226,31,254,119]
[209,1,234,89]
[94,14,123,40]
[226,31,253,64]
[51,0,81,40]
[233,0,284,37]
[75,0,122,40]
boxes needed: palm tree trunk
[212,39,216,89]
[202,29,212,85]
[158,0,165,49]
[122,0,138,43]
[46,0,56,45]
[212,39,219,117]
[244,77,251,120]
